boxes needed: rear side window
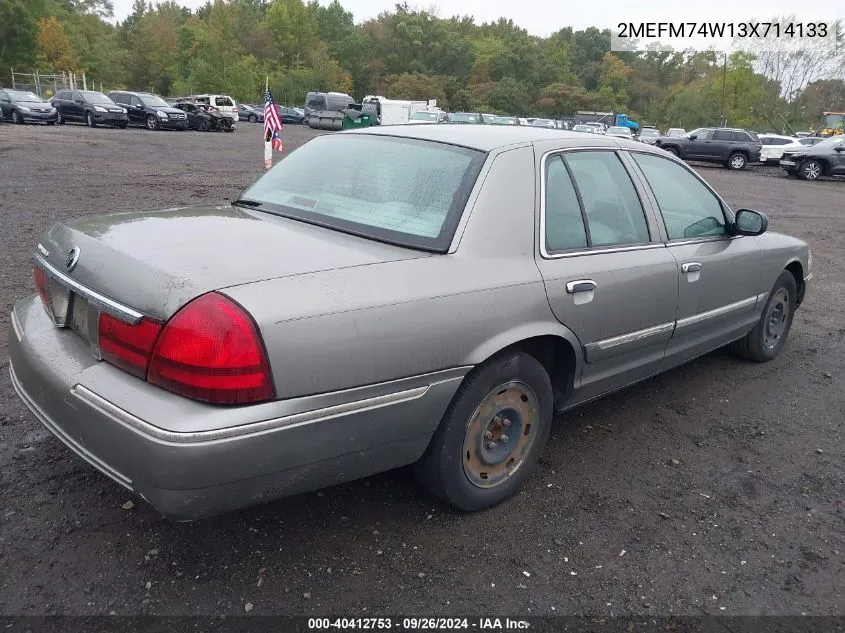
[544,157,588,252]
[713,130,734,141]
[769,138,791,145]
[732,131,752,142]
[215,97,233,106]
[562,151,650,247]
[632,152,726,240]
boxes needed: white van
[191,94,238,126]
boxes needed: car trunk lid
[36,204,429,322]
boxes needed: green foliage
[6,0,842,133]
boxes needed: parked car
[638,128,661,144]
[277,106,306,125]
[191,94,238,126]
[170,102,232,132]
[665,127,686,138]
[237,104,263,123]
[572,124,593,133]
[779,134,845,180]
[655,127,762,170]
[448,112,483,124]
[758,134,798,164]
[606,126,633,140]
[531,118,557,129]
[774,136,824,157]
[9,126,811,520]
[408,110,449,124]
[107,91,188,130]
[52,90,128,128]
[481,113,496,124]
[0,89,57,124]
[584,122,606,134]
[490,116,521,125]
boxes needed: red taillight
[99,313,163,379]
[147,292,274,405]
[33,266,50,311]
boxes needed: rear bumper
[9,295,465,520]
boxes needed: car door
[534,149,680,404]
[627,151,764,367]
[127,95,146,125]
[831,139,845,175]
[685,129,714,159]
[68,91,84,120]
[710,129,735,161]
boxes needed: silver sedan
[9,126,811,520]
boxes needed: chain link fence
[8,70,106,100]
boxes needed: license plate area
[69,293,93,345]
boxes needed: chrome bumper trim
[35,253,144,324]
[71,383,431,444]
[9,363,134,489]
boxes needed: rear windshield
[238,134,486,251]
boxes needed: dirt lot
[0,122,843,618]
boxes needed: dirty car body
[9,126,811,520]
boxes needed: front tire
[799,160,823,181]
[415,350,553,511]
[86,111,96,128]
[730,270,797,362]
[12,110,23,124]
[727,152,747,170]
[146,114,160,131]
[248,114,257,123]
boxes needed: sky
[110,0,844,38]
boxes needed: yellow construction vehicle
[814,112,845,137]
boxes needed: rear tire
[200,118,211,132]
[118,123,127,129]
[727,152,747,170]
[664,146,679,156]
[248,114,257,123]
[56,111,66,125]
[730,270,797,362]
[414,350,553,511]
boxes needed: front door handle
[681,262,702,274]
[566,279,597,294]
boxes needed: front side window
[544,157,588,252]
[239,135,486,251]
[632,152,727,240]
[691,129,713,140]
[563,151,650,247]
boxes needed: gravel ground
[0,123,843,617]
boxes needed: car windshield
[450,113,477,123]
[411,112,438,121]
[238,135,486,251]
[81,91,113,105]
[7,90,43,103]
[491,117,517,125]
[640,129,659,137]
[813,135,845,149]
[139,94,169,107]
[608,126,631,135]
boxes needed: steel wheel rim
[763,287,790,349]
[731,155,745,169]
[462,381,540,489]
[804,162,821,180]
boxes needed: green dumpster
[342,113,373,129]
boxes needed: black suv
[780,135,845,181]
[656,127,762,170]
[52,90,128,128]
[107,91,188,130]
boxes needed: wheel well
[785,261,805,306]
[506,335,577,402]
[730,150,748,158]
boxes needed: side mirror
[834,144,844,152]
[734,209,768,236]
[74,98,83,104]
[688,134,698,140]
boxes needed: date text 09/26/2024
[308,618,531,630]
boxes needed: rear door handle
[681,262,702,273]
[566,279,597,294]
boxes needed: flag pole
[264,75,272,170]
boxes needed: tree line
[1,0,843,132]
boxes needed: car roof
[342,124,652,152]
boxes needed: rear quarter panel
[223,144,583,399]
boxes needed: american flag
[263,87,283,152]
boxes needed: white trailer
[363,96,439,125]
